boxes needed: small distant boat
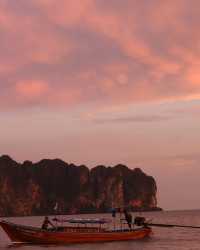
[0,219,152,244]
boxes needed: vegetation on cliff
[0,155,160,216]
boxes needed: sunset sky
[0,0,200,210]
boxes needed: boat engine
[134,216,146,226]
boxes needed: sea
[0,210,200,250]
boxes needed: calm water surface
[1,210,200,250]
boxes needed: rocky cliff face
[0,155,160,216]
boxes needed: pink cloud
[16,81,49,99]
[0,0,200,110]
[34,0,92,27]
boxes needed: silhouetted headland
[0,155,162,216]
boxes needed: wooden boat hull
[0,220,152,244]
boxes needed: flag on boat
[54,202,58,211]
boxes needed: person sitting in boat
[123,209,132,229]
[42,216,55,230]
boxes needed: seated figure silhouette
[41,216,55,230]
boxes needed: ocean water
[0,210,200,250]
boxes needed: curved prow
[0,220,43,243]
[0,220,20,242]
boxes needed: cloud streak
[93,115,171,124]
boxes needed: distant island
[0,155,162,217]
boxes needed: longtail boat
[0,218,152,244]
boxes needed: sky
[0,0,200,210]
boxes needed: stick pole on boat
[111,208,116,230]
[119,209,122,231]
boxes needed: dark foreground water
[1,210,200,250]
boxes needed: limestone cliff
[0,155,160,216]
